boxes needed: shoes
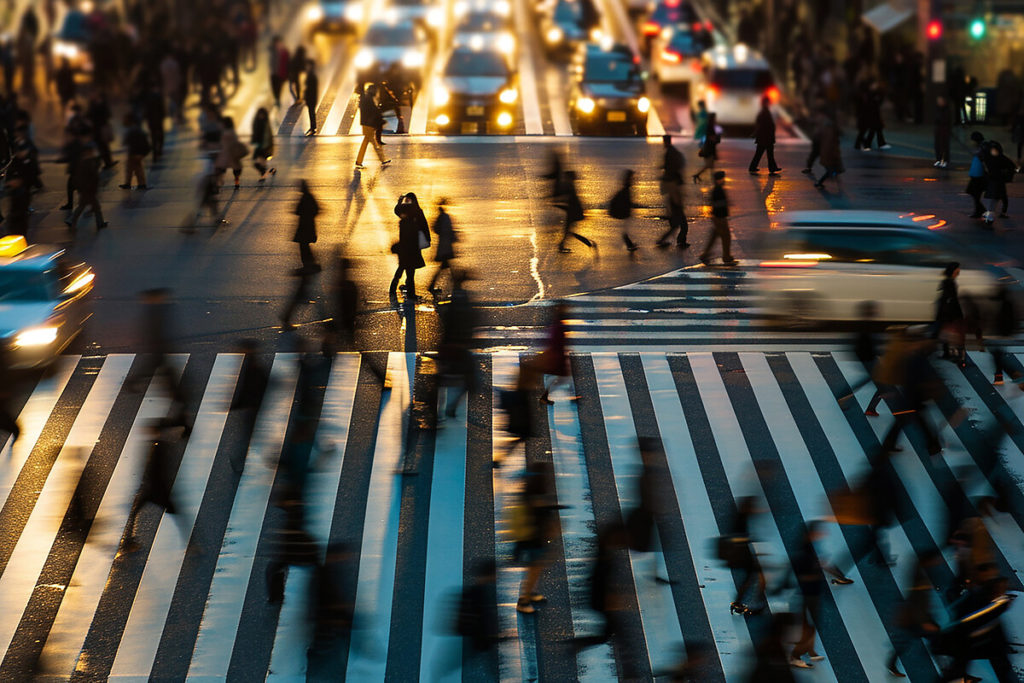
[354,163,365,170]
[939,161,948,168]
[886,665,906,678]
[831,575,854,585]
[558,247,572,253]
[864,409,879,417]
[137,184,148,190]
[769,169,782,176]
[934,160,942,167]
[789,657,813,669]
[729,602,746,615]
[98,221,109,229]
[879,144,892,150]
[540,394,554,405]
[995,374,1004,385]
[270,168,277,176]
[808,652,825,662]
[379,139,387,145]
[382,159,392,167]
[860,146,871,151]
[118,184,131,189]
[801,168,812,174]
[699,256,710,266]
[722,259,738,266]
[516,598,536,614]
[233,182,240,190]
[59,203,72,210]
[749,170,759,175]
[217,218,229,225]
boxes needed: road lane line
[514,0,544,134]
[109,354,242,679]
[544,65,573,136]
[186,354,300,679]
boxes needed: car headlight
[306,5,325,21]
[354,49,374,69]
[469,34,485,51]
[434,85,450,106]
[426,7,443,26]
[495,0,511,15]
[14,326,59,348]
[545,26,563,44]
[63,271,95,295]
[343,4,364,22]
[576,97,595,114]
[436,113,451,126]
[54,41,79,59]
[637,96,650,113]
[496,111,513,127]
[402,50,425,68]
[499,87,517,104]
[497,32,516,54]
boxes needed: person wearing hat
[700,171,736,266]
[966,131,989,218]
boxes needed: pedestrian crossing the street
[1,349,1023,680]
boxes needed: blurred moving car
[650,25,710,93]
[539,0,594,60]
[691,44,777,126]
[433,46,518,134]
[391,0,446,37]
[569,42,649,136]
[452,5,516,65]
[0,236,94,369]
[354,20,429,88]
[52,7,93,73]
[759,211,1013,324]
[639,0,706,53]
[304,0,365,35]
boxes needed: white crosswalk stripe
[0,350,1021,680]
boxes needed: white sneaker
[880,144,892,150]
[939,161,948,168]
[790,657,813,669]
[934,160,942,167]
[860,146,871,151]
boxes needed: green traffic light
[969,18,985,39]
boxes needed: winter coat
[818,120,843,171]
[251,117,274,158]
[432,209,455,261]
[71,154,100,197]
[983,151,1015,199]
[303,70,319,105]
[123,126,150,157]
[394,200,429,269]
[935,276,964,325]
[358,91,383,129]
[294,190,319,244]
[662,144,684,183]
[753,107,775,145]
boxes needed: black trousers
[271,75,284,105]
[306,101,317,132]
[390,266,417,297]
[749,143,779,172]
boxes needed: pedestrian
[586,521,631,649]
[293,179,320,273]
[376,77,406,143]
[934,567,1015,682]
[609,169,641,252]
[982,140,1015,225]
[144,83,166,163]
[513,460,558,614]
[627,438,672,583]
[966,131,989,218]
[0,347,20,446]
[160,51,184,124]
[859,81,890,150]
[65,144,107,233]
[535,301,570,404]
[325,254,359,352]
[85,91,116,169]
[541,150,566,197]
[886,551,941,678]
[251,107,276,183]
[288,45,306,100]
[427,197,456,297]
[691,99,708,142]
[354,85,389,169]
[265,481,318,602]
[303,59,318,135]
[691,112,720,182]
[123,420,182,551]
[790,522,846,669]
[199,101,223,157]
[436,273,478,419]
[186,157,228,230]
[119,114,151,190]
[133,289,189,416]
[813,115,844,188]
[699,171,736,266]
[936,261,965,363]
[55,57,75,110]
[269,36,289,108]
[933,95,952,168]
[988,284,1022,386]
[58,114,87,211]
[216,116,248,190]
[281,267,317,332]
[748,96,781,175]
[721,497,767,616]
[389,192,429,301]
[801,108,823,175]
[1012,107,1024,170]
[434,559,499,678]
[656,135,689,249]
[230,339,270,453]
[556,170,594,253]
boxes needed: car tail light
[642,21,660,35]
[665,0,680,7]
[706,84,719,99]
[661,49,681,63]
[691,21,701,31]
[765,85,780,102]
[704,20,713,30]
[691,57,701,71]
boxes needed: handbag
[418,230,430,250]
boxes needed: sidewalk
[878,119,1018,169]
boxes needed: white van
[691,44,778,126]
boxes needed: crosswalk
[1,349,1023,680]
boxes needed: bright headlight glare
[436,113,450,126]
[545,26,563,43]
[14,326,59,348]
[498,33,515,54]
[64,271,95,295]
[426,8,443,26]
[577,97,595,113]
[499,87,517,104]
[637,96,650,112]
[54,41,79,59]
[354,49,374,69]
[306,5,325,21]
[402,50,425,67]
[497,111,513,127]
[434,85,450,106]
[344,4,363,21]
[495,0,511,15]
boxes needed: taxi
[0,236,95,368]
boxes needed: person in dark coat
[231,338,269,456]
[269,36,289,108]
[0,347,20,444]
[627,438,672,583]
[288,45,306,100]
[556,170,594,253]
[656,135,688,248]
[427,197,456,296]
[251,107,276,182]
[748,97,781,174]
[859,81,889,150]
[55,57,75,110]
[813,116,844,188]
[58,116,87,211]
[293,179,320,273]
[724,497,767,616]
[514,461,558,613]
[982,141,1015,224]
[609,168,641,252]
[144,83,166,163]
[935,261,965,362]
[123,420,181,550]
[389,192,429,300]
[933,95,952,168]
[699,171,735,265]
[790,522,849,669]
[119,114,150,190]
[988,284,1021,386]
[966,132,989,218]
[886,551,941,677]
[355,84,388,168]
[303,60,318,135]
[66,144,107,232]
[85,91,116,169]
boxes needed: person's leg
[405,267,416,297]
[356,128,371,165]
[233,168,241,188]
[91,198,105,228]
[307,101,316,132]
[677,207,689,245]
[719,221,733,261]
[790,599,814,659]
[136,156,147,187]
[766,144,779,172]
[371,132,386,162]
[877,128,887,146]
[748,144,764,172]
[700,229,718,262]
[569,230,592,248]
[389,264,403,295]
[65,175,74,208]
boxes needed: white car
[353,20,429,88]
[452,7,516,64]
[759,211,1014,324]
[691,44,777,126]
[651,26,707,89]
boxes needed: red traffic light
[927,19,943,40]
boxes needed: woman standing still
[390,193,429,301]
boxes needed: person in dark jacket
[656,135,689,248]
[389,192,429,300]
[288,45,306,100]
[790,522,849,669]
[293,180,320,273]
[886,551,941,678]
[557,170,594,253]
[427,197,456,296]
[303,60,319,136]
[813,116,844,188]
[933,95,952,168]
[251,107,276,182]
[935,261,965,362]
[119,114,150,190]
[858,80,890,150]
[982,140,1015,224]
[55,57,75,110]
[66,144,107,232]
[609,168,641,251]
[144,83,166,162]
[726,497,767,616]
[85,91,116,169]
[988,284,1021,386]
[58,115,87,211]
[355,84,389,169]
[748,97,781,174]
[699,171,735,265]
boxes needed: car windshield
[553,1,581,22]
[711,68,774,90]
[586,54,637,82]
[365,25,416,45]
[458,12,504,31]
[779,229,956,267]
[446,50,508,76]
[0,269,55,302]
[651,2,696,24]
[668,31,698,53]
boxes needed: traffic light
[926,19,943,40]
[969,17,985,39]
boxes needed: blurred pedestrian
[790,521,846,669]
[251,107,276,183]
[288,45,307,100]
[66,145,107,233]
[556,170,594,253]
[123,420,182,551]
[699,171,736,266]
[541,149,566,197]
[354,85,388,169]
[837,301,888,416]
[858,81,889,150]
[144,83,166,163]
[160,51,184,124]
[982,141,1015,225]
[801,108,823,175]
[293,179,320,273]
[748,97,781,175]
[326,255,359,351]
[691,100,708,142]
[216,116,248,190]
[691,113,720,182]
[186,158,229,230]
[934,567,1015,682]
[231,339,270,459]
[435,559,499,678]
[933,95,952,168]
[266,481,318,602]
[199,102,224,158]
[306,543,356,676]
[721,497,766,616]
[303,60,319,136]
[988,284,1022,386]
[55,58,75,110]
[269,36,289,108]
[608,168,640,252]
[813,116,844,188]
[376,77,406,143]
[437,272,478,420]
[427,197,456,297]
[389,192,429,301]
[58,115,87,212]
[134,289,189,421]
[1012,107,1024,170]
[281,264,316,332]
[536,301,570,404]
[935,262,965,364]
[656,135,689,249]
[886,551,941,678]
[513,460,558,613]
[966,131,989,218]
[627,438,672,583]
[85,91,116,169]
[495,362,536,465]
[0,348,20,446]
[119,114,151,190]
[586,522,630,647]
